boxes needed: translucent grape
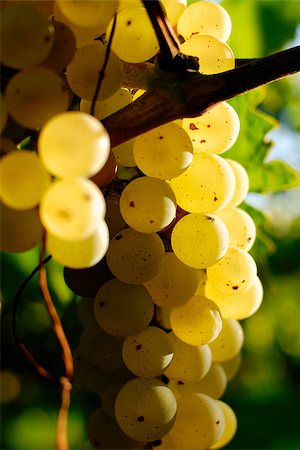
[122,326,174,377]
[165,393,225,449]
[180,35,235,74]
[106,228,165,284]
[90,151,117,188]
[205,276,263,320]
[114,377,177,442]
[56,0,118,29]
[0,202,43,253]
[171,213,229,269]
[215,207,256,251]
[0,151,50,210]
[66,43,124,101]
[155,307,172,331]
[145,252,205,308]
[94,279,154,337]
[209,319,244,362]
[161,0,186,26]
[5,68,71,129]
[112,139,136,167]
[225,159,250,207]
[42,21,76,72]
[211,401,238,449]
[40,178,106,241]
[47,220,109,269]
[177,1,231,42]
[164,332,212,382]
[220,353,242,382]
[107,7,159,63]
[80,88,132,121]
[105,196,127,238]
[182,102,240,154]
[120,177,177,233]
[133,123,193,180]
[170,294,222,346]
[38,111,110,178]
[206,247,257,294]
[169,152,235,214]
[0,5,54,69]
[0,93,8,133]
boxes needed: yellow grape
[112,139,136,167]
[114,377,177,442]
[165,393,225,449]
[169,152,236,214]
[46,220,109,269]
[0,151,50,210]
[133,123,194,180]
[106,228,165,284]
[66,42,124,101]
[42,21,76,71]
[0,202,43,253]
[225,159,250,207]
[177,1,231,42]
[209,319,244,362]
[107,7,159,63]
[38,111,110,178]
[145,252,206,308]
[171,213,229,269]
[182,102,240,154]
[155,307,172,331]
[105,196,127,238]
[0,93,8,133]
[120,177,177,233]
[5,68,71,129]
[211,401,237,449]
[215,207,256,251]
[40,178,106,241]
[122,326,174,377]
[1,1,55,18]
[94,279,154,337]
[180,35,235,74]
[0,5,54,69]
[220,353,242,382]
[206,247,257,294]
[161,0,186,26]
[170,294,222,346]
[80,88,132,120]
[164,332,212,382]
[56,0,118,29]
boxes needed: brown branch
[56,377,72,450]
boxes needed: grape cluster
[0,1,263,449]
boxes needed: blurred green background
[1,1,300,449]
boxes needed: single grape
[215,207,256,251]
[161,0,186,26]
[209,319,244,362]
[225,159,250,207]
[41,21,76,72]
[80,88,132,121]
[211,401,238,449]
[56,0,118,29]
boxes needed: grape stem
[103,45,300,147]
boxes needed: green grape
[206,247,257,294]
[94,279,154,337]
[107,7,159,63]
[211,401,237,449]
[161,0,186,26]
[0,202,43,253]
[112,139,136,167]
[0,151,50,210]
[80,88,132,120]
[0,5,54,69]
[220,353,242,382]
[168,362,227,400]
[171,213,229,269]
[56,0,118,29]
[177,1,231,42]
[66,42,124,101]
[133,123,193,180]
[88,408,138,450]
[205,276,264,320]
[165,393,225,449]
[225,159,250,207]
[180,35,235,74]
[46,220,109,269]
[42,21,76,72]
[215,207,256,251]
[169,152,235,214]
[0,93,8,134]
[209,319,244,362]
[122,326,174,377]
[145,252,205,308]
[106,228,165,284]
[38,111,110,178]
[120,177,177,233]
[5,68,71,129]
[114,377,177,442]
[164,331,212,382]
[182,102,240,154]
[170,294,222,346]
[39,178,106,241]
[105,195,127,238]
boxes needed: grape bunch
[0,1,264,449]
